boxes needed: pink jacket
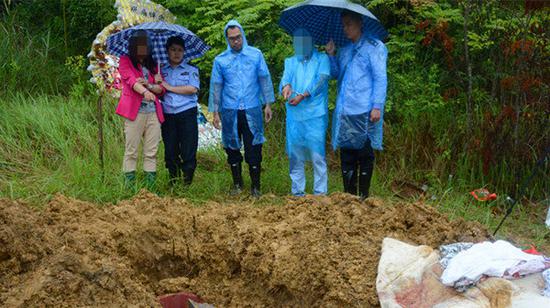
[115,56,165,123]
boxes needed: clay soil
[0,192,489,307]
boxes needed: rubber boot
[144,171,156,192]
[183,169,194,186]
[342,168,357,195]
[358,166,374,201]
[230,162,243,195]
[167,169,180,187]
[249,164,261,198]
[124,171,136,190]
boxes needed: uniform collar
[163,62,186,70]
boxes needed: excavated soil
[0,192,489,307]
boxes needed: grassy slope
[0,94,548,252]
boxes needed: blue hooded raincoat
[279,29,330,161]
[208,20,275,150]
[329,34,388,151]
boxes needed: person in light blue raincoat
[326,10,388,199]
[208,20,275,197]
[280,28,330,196]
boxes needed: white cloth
[441,240,548,287]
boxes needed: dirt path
[0,192,488,307]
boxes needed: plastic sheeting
[440,240,550,289]
[376,238,550,307]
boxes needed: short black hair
[341,9,363,24]
[166,36,185,50]
[225,25,240,36]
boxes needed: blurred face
[168,44,184,65]
[227,27,243,52]
[135,37,149,61]
[293,35,313,59]
[342,15,362,43]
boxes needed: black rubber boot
[183,169,194,186]
[342,168,357,195]
[167,169,180,187]
[249,164,261,198]
[230,162,243,195]
[358,166,374,201]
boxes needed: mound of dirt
[0,192,489,307]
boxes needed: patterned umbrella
[106,21,210,64]
[279,0,387,47]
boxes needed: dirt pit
[0,192,489,307]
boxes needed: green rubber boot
[124,171,136,190]
[144,171,156,192]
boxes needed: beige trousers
[122,112,161,173]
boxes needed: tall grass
[0,15,70,95]
[0,93,381,204]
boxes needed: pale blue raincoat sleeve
[370,43,388,110]
[257,53,275,105]
[279,58,294,94]
[208,59,223,112]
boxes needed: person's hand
[370,108,381,123]
[213,112,221,129]
[143,90,156,101]
[264,104,273,123]
[326,39,336,56]
[136,77,147,86]
[160,81,171,91]
[154,73,163,84]
[289,94,304,106]
[282,85,292,100]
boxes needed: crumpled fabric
[439,242,474,270]
[543,268,550,297]
[441,240,550,292]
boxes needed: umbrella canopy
[279,0,387,47]
[106,21,210,64]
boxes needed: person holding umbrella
[208,20,275,198]
[279,1,388,199]
[280,28,330,196]
[115,30,165,190]
[158,36,200,187]
[326,9,388,199]
[107,22,210,190]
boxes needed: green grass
[0,92,548,252]
[0,93,387,204]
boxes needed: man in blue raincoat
[326,10,388,199]
[280,28,330,196]
[208,20,275,197]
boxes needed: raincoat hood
[224,20,248,52]
[293,28,314,61]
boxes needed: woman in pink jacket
[116,31,165,190]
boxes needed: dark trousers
[340,139,375,197]
[225,110,262,166]
[161,107,198,178]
